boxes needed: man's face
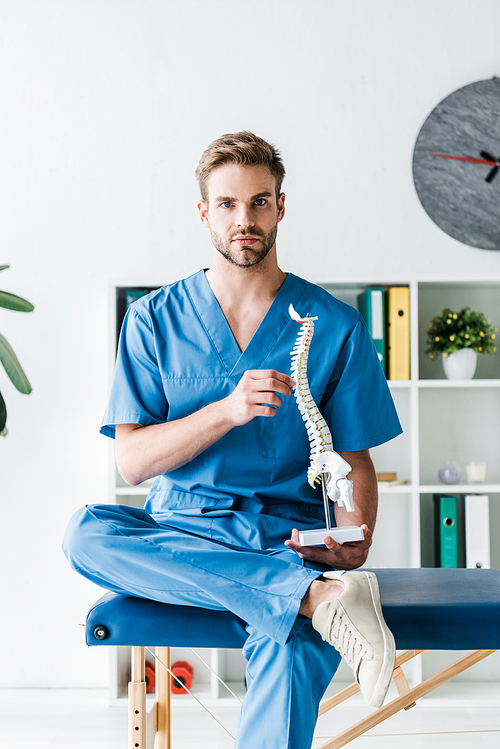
[198,164,285,268]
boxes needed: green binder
[357,288,386,375]
[434,495,459,568]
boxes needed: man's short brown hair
[196,131,286,204]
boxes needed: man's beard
[210,225,278,268]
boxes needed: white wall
[1,0,500,688]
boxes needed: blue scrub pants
[63,502,341,749]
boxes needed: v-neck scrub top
[101,270,402,517]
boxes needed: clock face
[413,77,500,250]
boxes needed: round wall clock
[413,77,500,250]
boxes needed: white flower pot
[442,348,478,380]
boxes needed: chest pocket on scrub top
[259,385,325,461]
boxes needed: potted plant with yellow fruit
[426,306,497,380]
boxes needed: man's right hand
[221,369,296,427]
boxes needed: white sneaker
[311,570,395,708]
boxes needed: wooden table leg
[129,646,147,749]
[156,646,171,749]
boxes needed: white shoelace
[327,607,370,675]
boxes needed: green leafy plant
[426,306,498,360]
[0,265,34,436]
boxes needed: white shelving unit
[109,279,500,702]
[323,279,500,690]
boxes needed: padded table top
[85,568,500,650]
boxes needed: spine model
[289,304,354,512]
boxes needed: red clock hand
[425,152,497,165]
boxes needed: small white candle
[466,462,486,483]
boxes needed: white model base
[298,525,364,546]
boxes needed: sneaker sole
[363,571,396,708]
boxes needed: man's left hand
[285,524,372,570]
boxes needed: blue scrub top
[101,270,402,515]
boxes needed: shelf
[377,484,413,493]
[387,379,413,388]
[420,484,500,494]
[418,379,500,388]
[388,379,500,388]
[168,681,246,705]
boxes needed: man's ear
[197,200,210,227]
[277,192,286,223]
